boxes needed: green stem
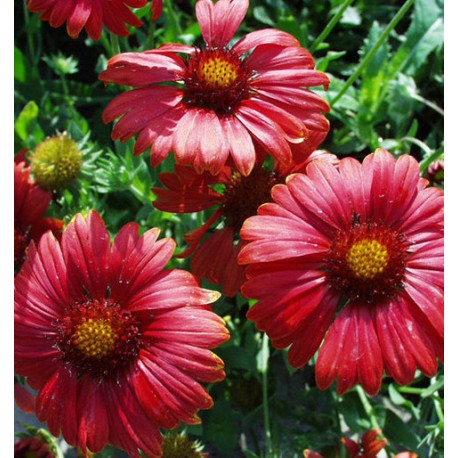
[356,386,393,458]
[164,0,182,40]
[261,333,273,457]
[330,0,415,107]
[419,147,444,173]
[310,0,355,53]
[59,74,71,105]
[356,385,381,431]
[430,376,444,423]
[110,32,121,56]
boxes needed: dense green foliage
[14,0,444,457]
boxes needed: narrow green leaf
[14,47,26,83]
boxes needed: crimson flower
[100,0,330,176]
[153,151,337,297]
[14,154,63,274]
[26,0,151,40]
[151,0,162,20]
[15,210,229,457]
[304,429,418,458]
[239,149,443,395]
[342,429,387,458]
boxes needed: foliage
[14,0,444,457]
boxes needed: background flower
[15,210,229,457]
[26,0,150,40]
[153,151,337,297]
[239,149,443,395]
[14,153,63,274]
[100,0,330,176]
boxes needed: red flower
[342,429,387,458]
[14,155,63,274]
[15,211,229,457]
[151,0,162,20]
[100,0,330,176]
[153,151,337,297]
[304,429,418,458]
[239,149,443,395]
[26,0,150,40]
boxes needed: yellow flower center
[31,132,83,191]
[346,239,389,279]
[197,56,239,89]
[72,318,117,359]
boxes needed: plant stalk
[330,0,415,107]
[261,333,273,457]
[310,0,355,53]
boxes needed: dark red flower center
[55,299,142,378]
[222,168,278,232]
[325,221,408,304]
[184,48,252,115]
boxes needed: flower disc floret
[222,168,278,231]
[184,48,252,114]
[325,222,407,303]
[56,299,141,378]
[31,133,83,191]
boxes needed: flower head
[239,149,443,395]
[26,0,151,40]
[426,159,444,186]
[15,210,229,457]
[161,433,208,458]
[153,151,337,297]
[14,153,63,274]
[15,426,60,458]
[100,0,330,176]
[342,429,387,458]
[30,132,83,191]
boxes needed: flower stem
[330,0,415,107]
[163,0,182,40]
[356,386,393,458]
[430,376,444,423]
[309,0,355,53]
[110,32,121,56]
[355,385,381,431]
[260,333,273,457]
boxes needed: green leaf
[14,47,26,83]
[203,399,238,453]
[215,345,256,373]
[388,0,444,78]
[421,375,444,398]
[253,6,275,27]
[359,21,390,116]
[388,384,420,419]
[383,409,420,451]
[14,101,44,146]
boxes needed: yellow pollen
[198,57,239,88]
[346,239,389,279]
[72,318,117,359]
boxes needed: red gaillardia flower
[26,0,151,40]
[100,0,330,176]
[239,149,443,395]
[14,153,63,274]
[342,429,387,458]
[153,151,337,297]
[15,211,229,457]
